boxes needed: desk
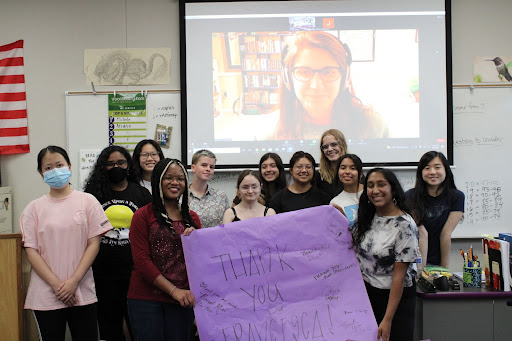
[415,280,512,341]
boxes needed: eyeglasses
[106,160,128,168]
[294,164,313,171]
[321,142,340,151]
[240,184,260,191]
[292,66,343,82]
[140,152,160,160]
[162,176,186,183]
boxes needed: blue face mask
[43,167,71,189]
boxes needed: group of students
[20,129,464,341]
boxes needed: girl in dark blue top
[406,151,465,267]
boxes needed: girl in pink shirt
[20,146,112,341]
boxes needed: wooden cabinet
[0,234,23,341]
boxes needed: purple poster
[182,205,378,340]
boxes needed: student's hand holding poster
[182,205,378,340]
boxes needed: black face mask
[107,167,128,184]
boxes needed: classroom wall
[1,1,181,339]
[1,0,511,338]
[1,0,181,232]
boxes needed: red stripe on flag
[0,127,28,137]
[0,40,29,155]
[0,144,30,155]
[0,92,26,101]
[0,110,27,119]
[0,75,25,84]
[0,57,24,67]
[0,40,23,52]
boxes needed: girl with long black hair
[128,158,201,341]
[352,168,418,341]
[405,151,464,267]
[258,152,288,205]
[84,145,151,341]
[132,139,165,193]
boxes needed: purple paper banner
[182,205,377,341]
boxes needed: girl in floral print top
[352,168,418,341]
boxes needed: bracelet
[169,285,177,296]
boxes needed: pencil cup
[463,266,481,288]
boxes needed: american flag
[0,40,29,155]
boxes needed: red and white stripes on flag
[0,40,29,155]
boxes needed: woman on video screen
[276,31,388,140]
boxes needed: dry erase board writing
[463,178,503,226]
[65,92,181,190]
[451,87,512,237]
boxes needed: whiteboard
[450,87,511,237]
[65,87,512,238]
[65,92,181,190]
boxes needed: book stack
[482,235,511,291]
[498,233,512,291]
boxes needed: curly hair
[352,168,409,246]
[132,139,165,182]
[83,146,138,202]
[151,158,197,230]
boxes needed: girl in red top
[127,158,201,341]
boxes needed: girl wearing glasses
[84,145,152,341]
[128,159,201,341]
[276,31,387,140]
[232,153,288,207]
[270,151,330,213]
[133,139,165,193]
[223,170,276,223]
[315,129,348,198]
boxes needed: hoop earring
[393,198,397,205]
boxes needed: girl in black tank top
[223,170,276,223]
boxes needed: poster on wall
[108,93,147,151]
[473,56,512,83]
[78,149,101,190]
[182,205,378,341]
[84,47,171,85]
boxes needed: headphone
[282,39,352,91]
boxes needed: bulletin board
[65,91,181,191]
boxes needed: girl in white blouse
[351,167,418,341]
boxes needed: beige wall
[1,0,511,339]
[1,0,181,233]
[1,1,180,339]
